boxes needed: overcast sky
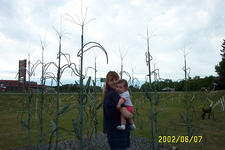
[0,0,224,85]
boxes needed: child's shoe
[116,125,126,130]
[130,124,136,130]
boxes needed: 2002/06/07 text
[158,136,203,143]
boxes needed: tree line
[135,75,218,92]
[57,75,219,93]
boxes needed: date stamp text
[158,136,203,143]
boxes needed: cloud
[0,0,224,85]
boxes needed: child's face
[116,82,127,94]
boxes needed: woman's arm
[107,91,124,108]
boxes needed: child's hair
[118,79,128,90]
[103,71,119,98]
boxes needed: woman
[103,71,131,150]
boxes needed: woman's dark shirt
[103,88,130,134]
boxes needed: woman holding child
[103,71,135,150]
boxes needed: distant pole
[146,27,152,86]
[119,45,127,79]
[120,51,124,79]
[132,68,134,85]
[153,63,156,81]
[120,60,123,79]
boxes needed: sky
[0,0,224,86]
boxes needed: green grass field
[0,91,225,150]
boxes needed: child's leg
[121,114,126,125]
[128,118,136,130]
[119,107,133,119]
[128,118,134,125]
[117,114,126,130]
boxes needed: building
[0,80,42,92]
[161,87,175,92]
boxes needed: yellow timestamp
[158,136,203,143]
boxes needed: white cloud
[0,0,224,85]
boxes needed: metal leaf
[179,112,187,124]
[92,80,96,86]
[154,97,159,105]
[57,102,72,116]
[50,120,56,132]
[190,127,195,137]
[72,118,81,140]
[75,80,79,85]
[21,119,28,128]
[85,76,91,91]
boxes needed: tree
[215,39,225,89]
[140,82,151,92]
[129,85,140,92]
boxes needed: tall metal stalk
[94,56,97,138]
[55,34,62,150]
[66,3,108,149]
[27,54,31,147]
[183,51,191,150]
[145,26,157,150]
[76,35,108,150]
[19,52,41,148]
[146,27,152,85]
[79,24,85,149]
[84,54,107,148]
[39,41,45,148]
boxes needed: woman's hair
[103,71,119,98]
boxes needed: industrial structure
[0,80,41,92]
[0,59,42,92]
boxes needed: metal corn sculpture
[66,2,108,149]
[180,49,194,150]
[143,26,159,150]
[18,53,42,147]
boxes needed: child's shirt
[119,90,133,107]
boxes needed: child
[116,79,136,130]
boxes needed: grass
[0,91,225,150]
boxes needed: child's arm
[117,97,126,109]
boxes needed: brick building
[0,80,42,92]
